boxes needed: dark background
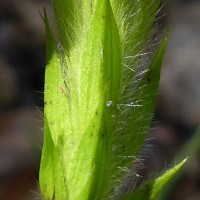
[0,0,200,199]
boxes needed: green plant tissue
[39,0,173,200]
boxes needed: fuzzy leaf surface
[125,159,187,200]
[40,0,165,199]
[106,35,167,200]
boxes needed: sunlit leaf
[40,0,166,200]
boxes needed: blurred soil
[0,0,200,199]
[0,0,46,199]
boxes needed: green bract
[39,0,186,200]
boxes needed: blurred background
[0,0,200,199]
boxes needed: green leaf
[149,127,200,200]
[125,159,187,200]
[40,0,165,199]
[111,0,161,85]
[157,126,200,200]
[107,36,168,199]
[40,0,122,199]
[39,116,55,200]
[52,0,80,51]
[40,52,70,200]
